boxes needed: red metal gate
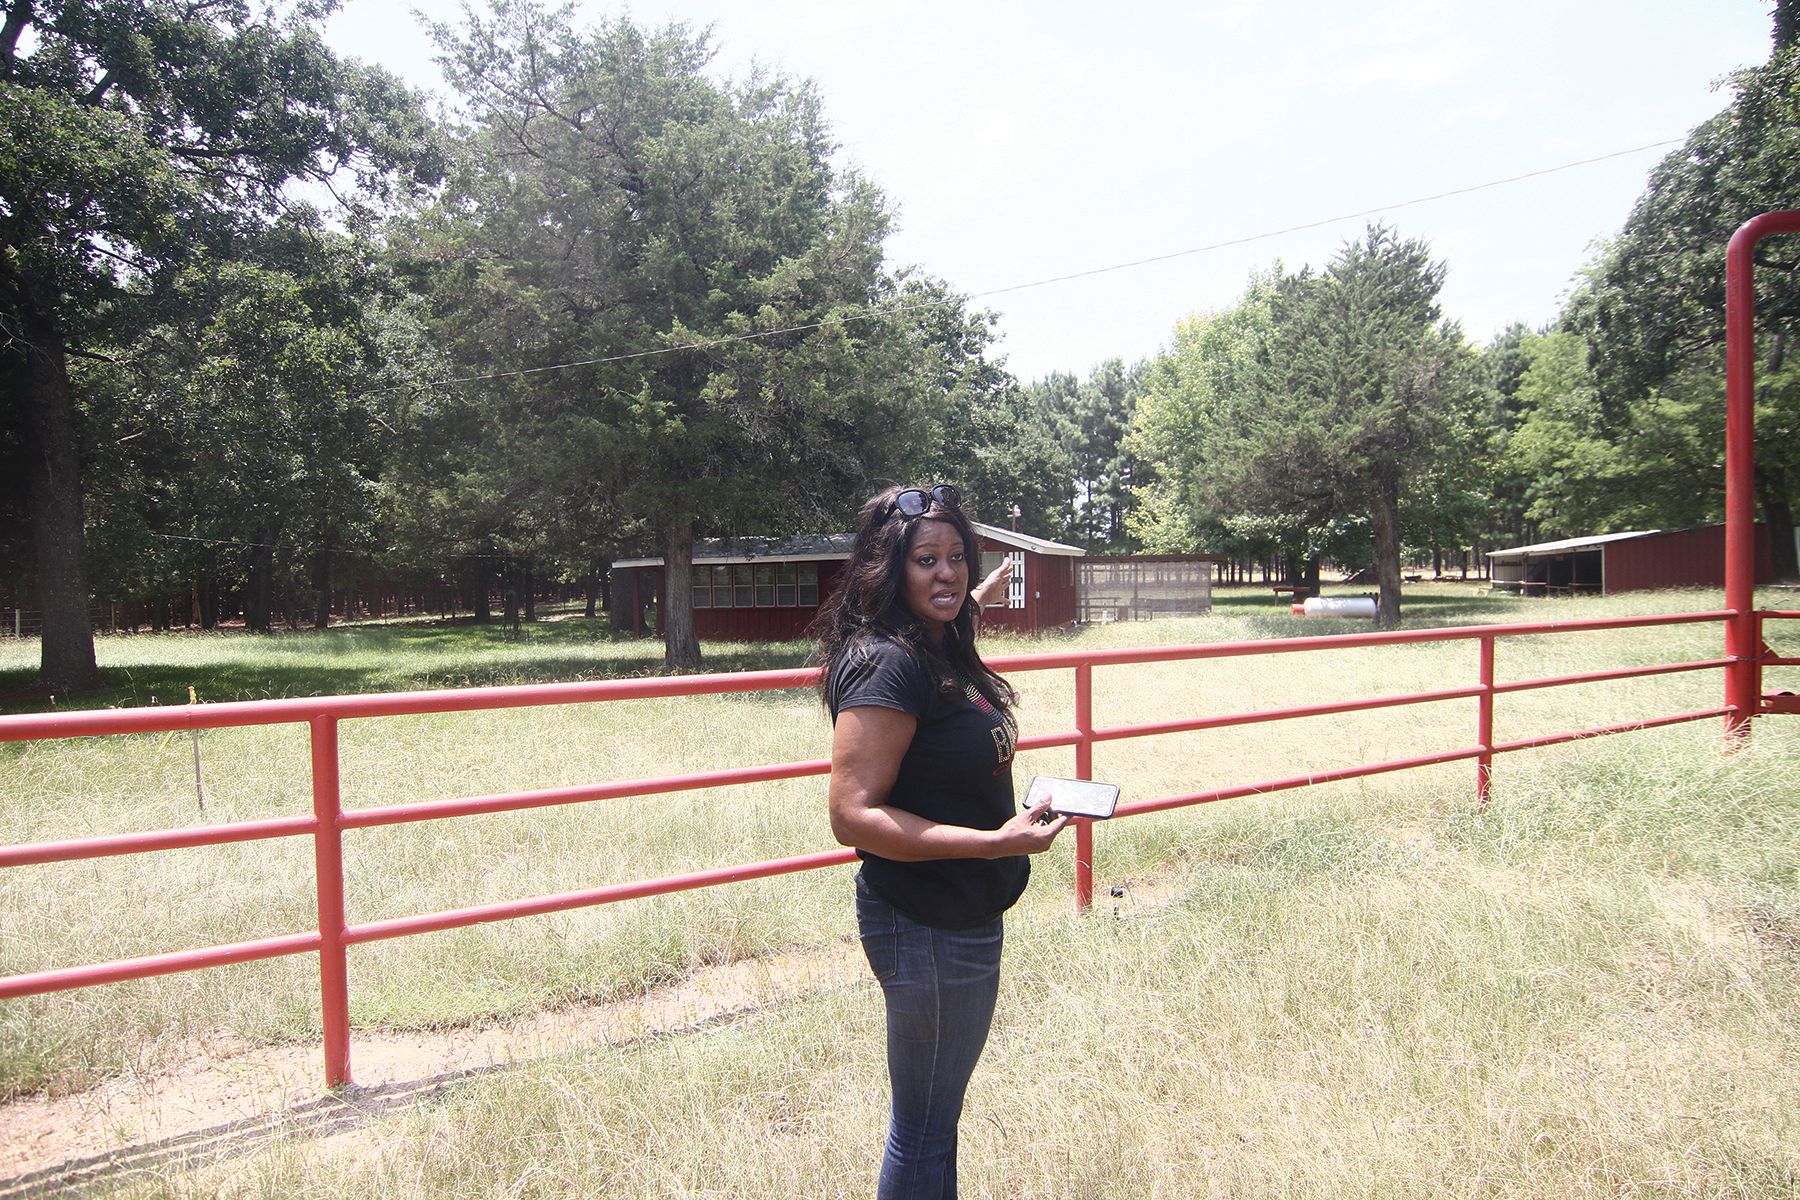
[4,211,1798,1090]
[0,610,1749,1087]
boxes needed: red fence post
[1477,635,1495,811]
[1724,211,1800,743]
[311,715,353,1088]
[1073,662,1095,911]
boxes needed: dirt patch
[1097,875,1187,918]
[0,939,865,1195]
[0,872,1203,1194]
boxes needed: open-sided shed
[1487,524,1776,595]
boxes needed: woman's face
[902,517,969,636]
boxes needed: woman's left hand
[986,800,1069,856]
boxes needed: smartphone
[1024,775,1120,820]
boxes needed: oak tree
[0,0,439,690]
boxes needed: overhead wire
[378,137,1687,393]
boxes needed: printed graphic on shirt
[962,678,1018,772]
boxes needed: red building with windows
[611,523,1086,641]
[612,534,851,641]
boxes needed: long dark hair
[810,486,1017,715]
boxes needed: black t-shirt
[828,633,1026,930]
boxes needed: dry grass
[3,586,1799,1196]
[85,727,1800,1199]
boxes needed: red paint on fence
[1726,210,1800,736]
[0,606,1767,1089]
[6,209,1797,1092]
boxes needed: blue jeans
[856,875,1004,1200]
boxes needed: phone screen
[1024,775,1120,819]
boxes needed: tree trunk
[1369,474,1404,627]
[1302,555,1321,599]
[473,567,492,622]
[245,528,274,633]
[663,518,703,672]
[198,574,219,630]
[311,542,332,629]
[524,562,536,622]
[18,312,100,693]
[1757,465,1800,582]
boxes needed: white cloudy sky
[324,0,1774,383]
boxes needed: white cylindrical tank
[1289,596,1378,618]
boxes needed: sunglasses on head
[892,484,961,518]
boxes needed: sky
[323,0,1776,384]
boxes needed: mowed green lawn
[3,585,1798,1196]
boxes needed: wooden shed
[1486,524,1776,595]
[610,521,1086,641]
[612,534,851,641]
[969,523,1086,634]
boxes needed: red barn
[969,524,1086,634]
[612,534,852,641]
[611,522,1085,641]
[1486,524,1777,594]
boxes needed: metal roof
[612,533,855,569]
[613,521,1086,569]
[1485,529,1663,560]
[969,522,1086,557]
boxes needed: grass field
[3,585,1798,1195]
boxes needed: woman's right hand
[969,559,1013,609]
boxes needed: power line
[971,139,1686,298]
[387,137,1686,392]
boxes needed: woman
[813,484,1068,1198]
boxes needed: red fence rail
[0,608,1759,1089]
[7,209,1798,1093]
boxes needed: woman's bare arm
[969,559,1013,609]
[827,705,1067,861]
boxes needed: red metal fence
[6,210,1800,1092]
[0,608,1765,1088]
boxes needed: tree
[892,278,1069,538]
[1565,12,1800,576]
[1018,360,1145,551]
[0,0,440,691]
[415,3,941,670]
[1472,322,1539,555]
[1127,275,1275,554]
[1071,359,1148,552]
[1198,229,1479,624]
[78,218,437,632]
